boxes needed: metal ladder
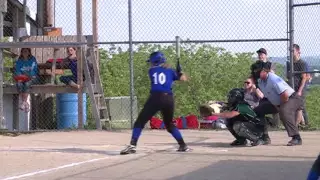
[83,35,111,130]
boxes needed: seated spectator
[14,48,39,112]
[243,77,264,109]
[59,47,94,89]
[59,47,80,89]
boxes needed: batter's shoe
[177,144,190,152]
[120,145,136,155]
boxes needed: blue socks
[130,127,142,146]
[130,127,185,146]
[307,171,319,180]
[170,127,184,143]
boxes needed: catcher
[210,88,266,146]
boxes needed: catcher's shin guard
[233,122,261,142]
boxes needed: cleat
[120,145,136,155]
[177,144,190,152]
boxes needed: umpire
[251,61,303,146]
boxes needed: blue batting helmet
[147,51,166,65]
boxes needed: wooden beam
[37,0,45,34]
[92,0,98,44]
[7,0,24,12]
[3,85,91,94]
[45,0,53,26]
[0,41,87,49]
[92,0,99,77]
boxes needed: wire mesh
[291,1,320,128]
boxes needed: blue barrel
[56,93,87,129]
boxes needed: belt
[277,92,296,108]
[289,92,296,99]
[150,92,170,96]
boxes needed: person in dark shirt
[59,47,80,89]
[120,51,190,155]
[292,44,309,126]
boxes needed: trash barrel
[56,93,87,129]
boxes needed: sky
[21,0,320,58]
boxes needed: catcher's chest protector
[234,103,263,125]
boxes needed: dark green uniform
[235,103,257,119]
[227,103,264,144]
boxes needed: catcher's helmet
[227,88,245,107]
[147,51,166,66]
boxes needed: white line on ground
[0,145,112,150]
[1,157,112,180]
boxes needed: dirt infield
[1,130,319,180]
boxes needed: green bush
[99,43,252,115]
[305,85,320,129]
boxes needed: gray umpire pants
[278,93,303,137]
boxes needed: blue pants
[60,75,77,85]
[16,78,38,93]
[307,154,320,180]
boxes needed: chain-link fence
[0,0,319,133]
[288,0,320,128]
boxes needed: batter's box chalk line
[1,156,114,180]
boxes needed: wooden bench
[3,84,82,94]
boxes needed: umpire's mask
[250,61,272,82]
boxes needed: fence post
[76,0,84,129]
[128,0,134,129]
[0,0,6,130]
[288,0,295,88]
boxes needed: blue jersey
[148,66,179,94]
[14,56,38,77]
[69,59,78,78]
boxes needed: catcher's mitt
[199,104,214,117]
[199,101,223,117]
